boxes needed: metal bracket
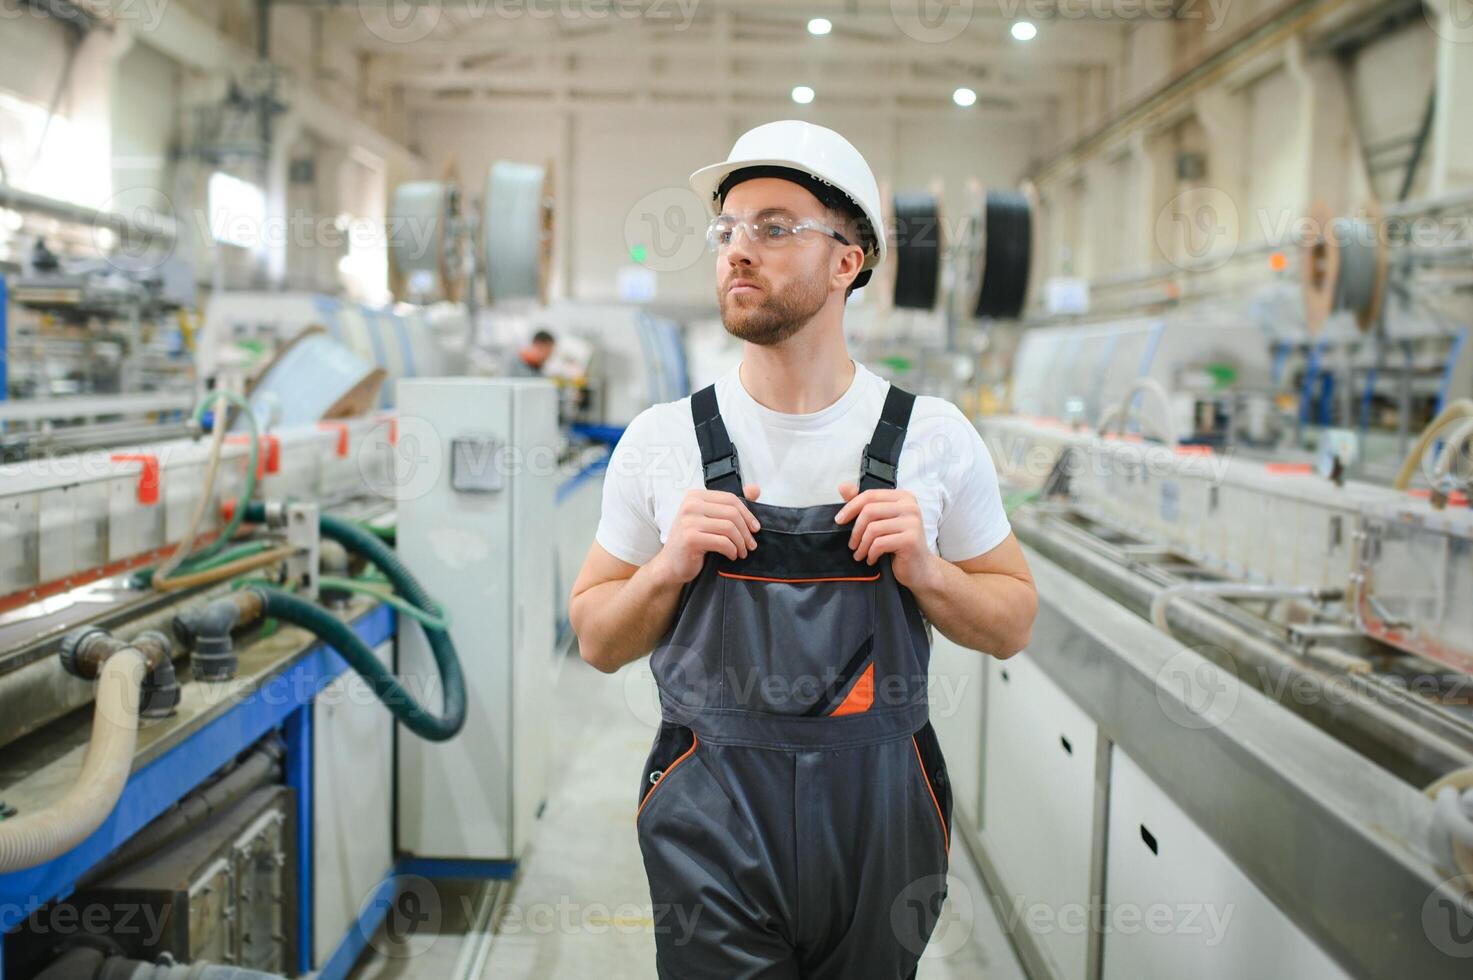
[285,500,320,601]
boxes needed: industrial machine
[920,195,1473,980]
[0,377,561,980]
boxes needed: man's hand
[834,482,942,592]
[646,485,762,587]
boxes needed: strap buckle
[704,447,740,484]
[859,443,897,487]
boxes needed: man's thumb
[743,483,761,501]
[837,481,859,501]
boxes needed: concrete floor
[353,651,1029,979]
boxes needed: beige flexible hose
[151,393,230,591]
[1429,417,1473,508]
[1097,377,1178,447]
[0,649,146,873]
[149,546,297,593]
[1425,766,1473,876]
[1393,399,1473,490]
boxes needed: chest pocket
[715,508,879,716]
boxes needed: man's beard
[718,269,828,346]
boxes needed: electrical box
[395,378,558,862]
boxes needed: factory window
[0,91,99,207]
[208,171,266,248]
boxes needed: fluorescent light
[807,17,831,35]
[953,87,978,107]
[791,85,815,105]
[1011,20,1037,41]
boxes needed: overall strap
[691,384,744,494]
[858,384,916,491]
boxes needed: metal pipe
[83,743,282,882]
[1150,581,1337,635]
[0,184,176,243]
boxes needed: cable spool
[483,161,554,305]
[389,176,464,303]
[244,327,385,427]
[892,192,943,310]
[974,188,1033,319]
[1300,200,1388,334]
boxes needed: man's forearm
[909,554,1036,657]
[570,562,683,673]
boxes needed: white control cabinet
[395,378,558,861]
[1101,749,1352,980]
[927,632,987,833]
[980,653,1101,980]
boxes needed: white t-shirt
[595,361,1012,567]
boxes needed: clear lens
[706,214,828,253]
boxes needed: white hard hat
[689,120,887,283]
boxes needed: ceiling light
[792,85,815,105]
[953,87,977,107]
[807,17,832,35]
[1011,21,1037,41]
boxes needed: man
[569,120,1037,978]
[509,328,556,376]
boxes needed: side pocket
[911,721,953,852]
[637,723,699,824]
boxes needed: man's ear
[832,245,864,296]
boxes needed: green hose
[319,576,451,630]
[242,501,466,741]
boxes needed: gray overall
[636,383,954,979]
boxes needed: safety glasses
[706,212,852,253]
